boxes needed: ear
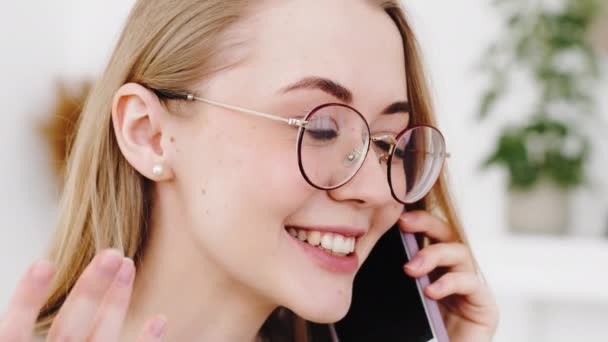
[112,83,175,181]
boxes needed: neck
[122,189,276,341]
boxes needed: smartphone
[331,224,450,342]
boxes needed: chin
[287,290,353,324]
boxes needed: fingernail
[117,258,135,285]
[30,260,55,286]
[406,255,424,270]
[98,249,123,276]
[149,316,167,338]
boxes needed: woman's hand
[400,211,499,342]
[0,249,167,342]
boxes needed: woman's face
[165,0,409,323]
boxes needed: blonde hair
[36,0,468,340]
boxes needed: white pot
[507,178,570,235]
[589,4,608,54]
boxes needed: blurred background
[1,1,607,341]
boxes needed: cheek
[182,138,309,221]
[376,202,404,233]
[357,202,404,262]
[170,125,315,270]
[174,120,309,202]
[224,135,313,216]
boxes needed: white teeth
[321,233,334,250]
[333,235,348,254]
[288,228,298,237]
[287,227,356,255]
[308,231,321,246]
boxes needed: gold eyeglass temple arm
[178,91,451,158]
[187,94,308,128]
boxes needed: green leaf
[478,0,600,190]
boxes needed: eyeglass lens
[298,104,446,204]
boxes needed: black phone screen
[333,225,435,342]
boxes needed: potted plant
[478,0,603,235]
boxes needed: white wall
[0,0,69,307]
[1,1,606,340]
[0,0,132,308]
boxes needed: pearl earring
[152,165,164,177]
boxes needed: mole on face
[170,136,180,152]
[201,188,207,195]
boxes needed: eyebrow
[278,76,410,115]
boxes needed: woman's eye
[373,139,392,153]
[306,128,339,140]
[305,115,339,141]
[393,146,407,160]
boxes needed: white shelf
[472,234,608,304]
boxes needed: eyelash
[291,106,405,136]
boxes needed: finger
[399,210,457,242]
[89,258,135,342]
[404,242,475,277]
[47,249,123,341]
[0,260,55,342]
[424,272,490,307]
[136,315,168,342]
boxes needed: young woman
[0,0,498,341]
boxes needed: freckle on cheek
[201,188,206,195]
[170,137,176,143]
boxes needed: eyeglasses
[151,88,450,204]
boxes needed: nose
[327,145,395,208]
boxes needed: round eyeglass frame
[295,102,449,205]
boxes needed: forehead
[236,0,407,102]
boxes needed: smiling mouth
[284,226,357,257]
